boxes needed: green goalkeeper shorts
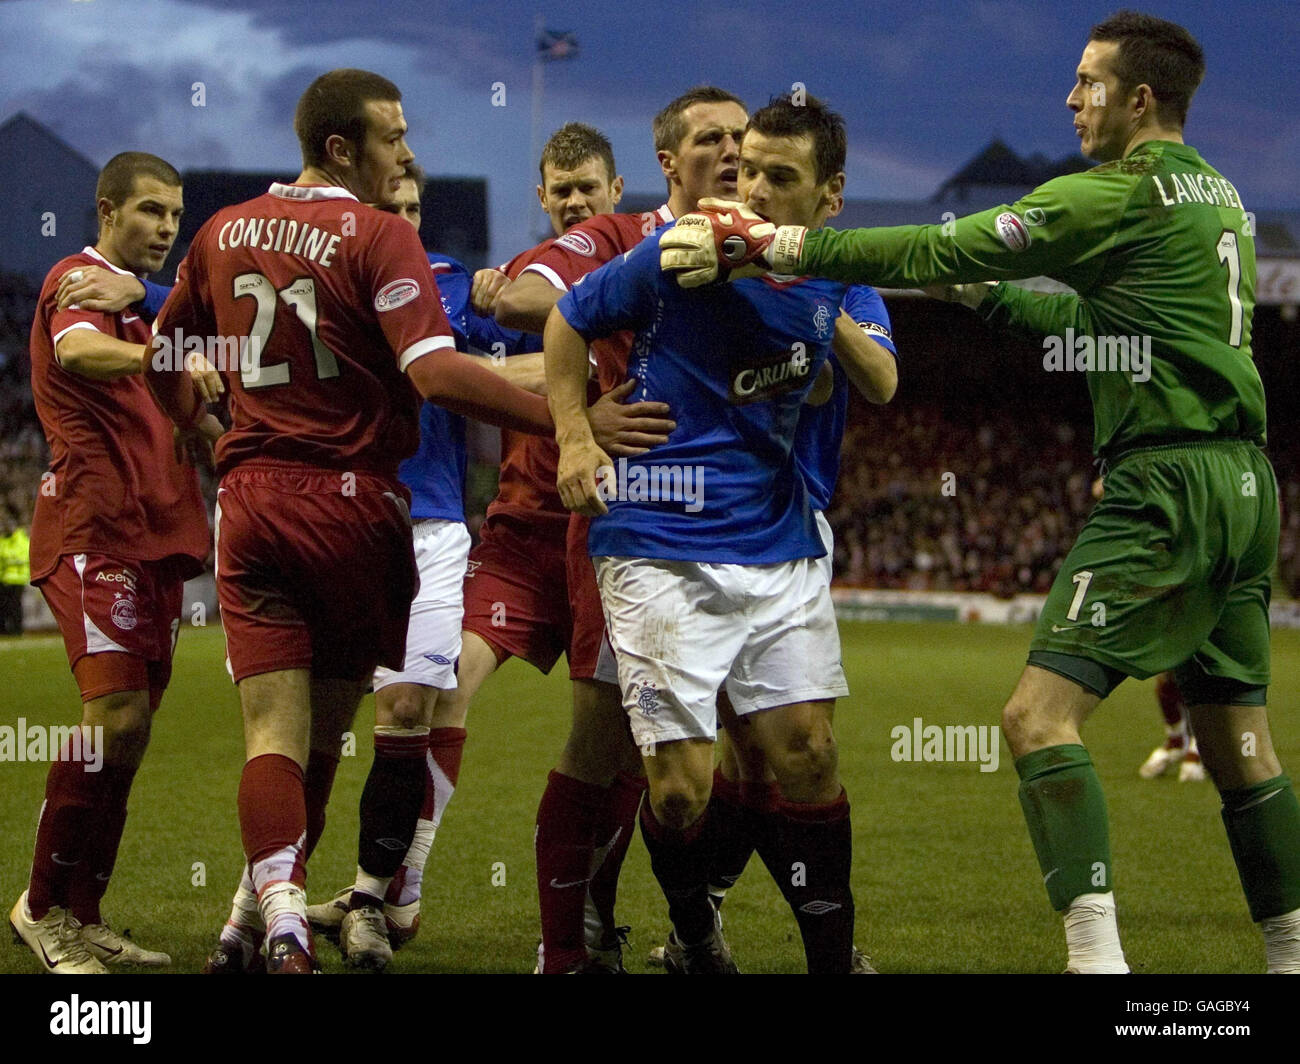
[1028,439,1277,701]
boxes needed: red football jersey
[485,239,568,524]
[156,183,457,479]
[521,206,671,391]
[28,248,209,582]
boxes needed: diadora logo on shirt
[729,344,812,404]
[555,230,597,257]
[374,278,420,312]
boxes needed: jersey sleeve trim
[520,263,568,292]
[52,321,101,347]
[399,334,457,372]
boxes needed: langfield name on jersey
[1150,172,1244,211]
[215,216,343,268]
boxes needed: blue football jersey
[558,228,846,564]
[795,285,897,512]
[401,255,540,522]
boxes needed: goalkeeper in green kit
[660,10,1300,974]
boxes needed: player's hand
[184,350,225,402]
[556,436,614,517]
[922,282,996,310]
[471,268,510,316]
[661,199,806,288]
[57,266,147,312]
[172,413,223,471]
[587,378,675,457]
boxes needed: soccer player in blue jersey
[547,94,882,974]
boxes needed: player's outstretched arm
[479,350,549,394]
[407,348,553,434]
[496,272,564,334]
[544,306,611,516]
[831,311,897,404]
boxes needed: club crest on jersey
[555,230,597,257]
[1023,207,1048,227]
[374,278,420,312]
[636,682,659,716]
[994,212,1031,252]
[729,345,812,405]
[812,302,832,339]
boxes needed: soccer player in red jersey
[143,69,555,974]
[10,152,213,974]
[335,124,669,973]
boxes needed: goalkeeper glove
[659,199,807,287]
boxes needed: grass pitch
[2,620,1297,975]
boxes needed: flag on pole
[537,28,579,61]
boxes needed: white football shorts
[594,553,848,747]
[814,509,834,587]
[373,518,470,692]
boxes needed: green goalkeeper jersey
[799,140,1264,457]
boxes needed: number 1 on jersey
[1216,229,1243,348]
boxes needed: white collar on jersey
[268,182,359,202]
[655,204,674,224]
[81,246,144,279]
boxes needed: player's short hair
[403,162,426,194]
[295,68,402,168]
[1090,10,1205,127]
[539,123,616,182]
[95,152,181,207]
[746,94,846,185]
[653,86,746,153]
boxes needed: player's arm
[406,347,553,434]
[477,350,549,394]
[976,283,1089,338]
[795,169,1128,287]
[830,310,896,403]
[495,270,564,334]
[55,326,145,379]
[665,172,1129,288]
[545,305,610,516]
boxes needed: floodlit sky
[3,0,1295,262]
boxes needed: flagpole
[528,13,544,243]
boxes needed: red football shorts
[38,552,185,701]
[215,466,418,684]
[565,512,610,681]
[461,511,572,673]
